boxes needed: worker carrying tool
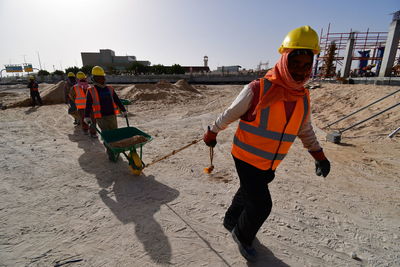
[203,25,331,262]
[69,71,96,136]
[84,66,127,133]
[64,72,80,125]
[27,76,43,107]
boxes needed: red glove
[203,126,217,147]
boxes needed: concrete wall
[103,74,260,84]
[319,77,400,86]
[1,74,261,85]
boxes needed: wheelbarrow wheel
[106,147,119,162]
[128,151,143,176]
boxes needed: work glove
[84,117,92,126]
[309,149,330,178]
[203,126,217,147]
[121,111,128,118]
[315,159,331,177]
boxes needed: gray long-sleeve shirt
[210,84,322,152]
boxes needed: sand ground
[0,83,399,266]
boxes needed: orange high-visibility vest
[30,82,39,91]
[231,78,310,170]
[73,84,87,109]
[88,86,120,119]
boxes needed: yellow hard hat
[29,76,35,80]
[67,72,75,77]
[76,71,86,80]
[91,66,105,76]
[279,25,320,54]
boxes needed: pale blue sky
[0,0,398,74]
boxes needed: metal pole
[340,102,400,133]
[324,88,400,128]
[37,51,42,70]
[388,127,400,138]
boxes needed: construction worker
[27,76,43,106]
[64,72,79,125]
[69,71,96,136]
[84,66,127,133]
[203,26,331,262]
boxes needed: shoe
[223,218,235,232]
[232,227,257,262]
[83,130,89,135]
[90,133,98,138]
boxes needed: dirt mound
[40,81,66,104]
[310,83,400,138]
[117,80,202,103]
[6,81,66,108]
[174,79,201,94]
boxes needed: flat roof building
[81,49,150,71]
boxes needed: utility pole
[37,51,42,70]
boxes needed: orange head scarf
[253,49,312,113]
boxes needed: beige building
[81,49,151,71]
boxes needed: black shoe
[223,219,235,232]
[232,227,257,262]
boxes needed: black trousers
[225,156,275,246]
[30,91,42,106]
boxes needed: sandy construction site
[0,80,399,266]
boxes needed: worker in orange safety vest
[84,66,127,136]
[203,26,331,262]
[27,76,43,107]
[65,72,80,125]
[69,71,96,136]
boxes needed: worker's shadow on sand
[247,238,290,267]
[24,106,39,114]
[69,132,179,265]
[99,175,179,264]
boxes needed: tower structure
[203,56,208,67]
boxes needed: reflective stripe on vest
[88,86,120,119]
[30,82,39,91]
[231,78,310,170]
[73,85,86,109]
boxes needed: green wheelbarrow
[94,117,152,175]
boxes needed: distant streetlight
[37,51,42,70]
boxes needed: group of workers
[25,25,331,263]
[63,66,128,137]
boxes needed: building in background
[182,55,210,74]
[81,49,151,71]
[216,65,242,73]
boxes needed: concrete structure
[340,33,356,78]
[81,49,151,71]
[216,65,241,73]
[203,56,208,67]
[379,11,400,77]
[182,66,210,74]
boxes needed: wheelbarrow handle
[88,121,102,135]
[125,116,130,127]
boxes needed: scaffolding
[314,23,400,78]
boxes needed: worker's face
[94,76,105,85]
[288,54,313,81]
